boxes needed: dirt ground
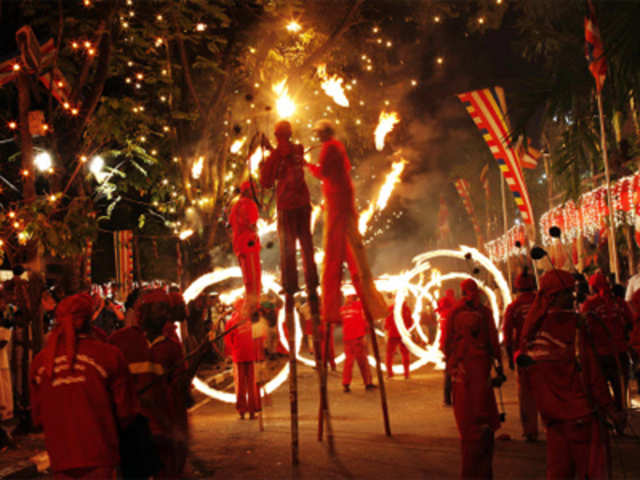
[188,359,640,479]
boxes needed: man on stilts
[260,120,327,459]
[307,120,391,436]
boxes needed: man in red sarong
[444,279,502,480]
[306,120,388,327]
[629,289,640,391]
[437,289,457,406]
[384,301,412,379]
[229,181,261,314]
[225,299,261,419]
[580,271,633,413]
[503,271,539,441]
[260,120,319,297]
[339,295,374,392]
[30,294,135,479]
[520,269,624,480]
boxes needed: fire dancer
[437,289,456,406]
[306,120,388,327]
[503,270,539,441]
[225,299,261,419]
[260,120,319,299]
[30,294,135,479]
[580,271,633,414]
[339,295,374,392]
[443,279,502,479]
[229,181,262,314]
[520,269,624,479]
[384,301,412,379]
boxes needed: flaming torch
[272,79,295,118]
[317,64,349,107]
[230,137,246,154]
[358,157,407,234]
[191,156,204,179]
[374,111,400,151]
[249,147,270,175]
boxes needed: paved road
[188,360,640,479]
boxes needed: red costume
[229,183,261,311]
[260,121,318,295]
[30,294,135,478]
[444,280,501,480]
[339,298,372,388]
[307,128,387,325]
[437,289,457,406]
[580,272,633,412]
[502,273,538,440]
[384,302,412,379]
[521,270,616,480]
[225,303,261,417]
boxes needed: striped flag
[585,0,607,92]
[514,135,542,169]
[454,178,484,248]
[457,87,535,225]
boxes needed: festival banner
[585,0,607,92]
[113,230,134,300]
[457,87,535,225]
[454,178,484,248]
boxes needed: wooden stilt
[309,292,334,452]
[362,306,391,436]
[285,294,299,465]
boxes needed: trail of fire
[374,111,400,151]
[316,64,349,107]
[191,156,204,179]
[272,79,295,118]
[358,158,407,234]
[248,146,269,175]
[230,137,246,154]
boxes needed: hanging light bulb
[34,151,53,172]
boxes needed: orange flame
[358,158,407,234]
[317,64,349,107]
[374,111,400,151]
[272,79,295,118]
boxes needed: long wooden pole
[596,92,620,283]
[311,293,334,452]
[284,293,299,465]
[362,305,391,436]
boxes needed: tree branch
[288,0,364,80]
[172,11,205,119]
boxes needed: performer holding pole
[260,120,331,459]
[307,120,391,436]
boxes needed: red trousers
[278,206,319,294]
[234,361,261,415]
[460,429,494,480]
[342,337,371,386]
[517,367,538,438]
[321,194,388,325]
[545,416,610,480]
[386,337,410,378]
[238,248,261,312]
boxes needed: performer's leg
[399,342,410,379]
[386,338,396,378]
[296,206,319,292]
[342,339,355,387]
[354,338,372,386]
[321,203,347,324]
[518,368,538,439]
[278,210,299,295]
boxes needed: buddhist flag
[457,87,535,225]
[585,0,607,92]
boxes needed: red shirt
[30,336,135,473]
[444,301,500,366]
[225,312,256,362]
[259,141,310,210]
[384,302,412,339]
[308,138,354,196]
[229,196,260,256]
[524,309,613,423]
[502,291,536,356]
[339,300,368,341]
[109,326,171,436]
[581,293,633,355]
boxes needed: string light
[34,151,53,172]
[8,121,17,130]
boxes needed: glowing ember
[257,218,277,238]
[317,64,349,107]
[249,146,270,174]
[191,156,204,179]
[358,159,407,234]
[374,111,400,151]
[272,79,295,118]
[230,137,246,154]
